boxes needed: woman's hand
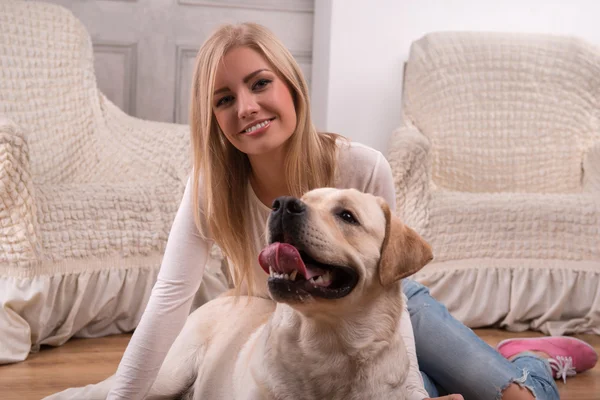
[425,395,464,400]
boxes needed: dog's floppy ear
[377,199,433,287]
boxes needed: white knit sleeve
[371,154,428,399]
[370,151,397,211]
[401,293,429,400]
[107,177,212,400]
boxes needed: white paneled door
[44,0,314,124]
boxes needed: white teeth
[312,271,332,286]
[244,120,270,133]
[270,269,299,281]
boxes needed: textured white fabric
[584,142,600,191]
[0,1,226,364]
[401,32,600,194]
[108,141,428,400]
[389,31,600,335]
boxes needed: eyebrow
[337,199,359,216]
[213,68,271,96]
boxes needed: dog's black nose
[272,196,306,215]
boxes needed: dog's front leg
[144,318,207,399]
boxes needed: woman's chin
[235,135,293,158]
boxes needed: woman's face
[212,46,297,157]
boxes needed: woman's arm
[400,295,430,400]
[370,151,398,210]
[368,152,429,399]
[108,178,213,399]
[370,153,466,400]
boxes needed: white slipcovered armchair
[389,32,600,335]
[0,1,226,363]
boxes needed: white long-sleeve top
[108,140,429,400]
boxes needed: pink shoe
[496,336,598,383]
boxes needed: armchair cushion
[0,118,39,267]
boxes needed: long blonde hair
[190,23,340,295]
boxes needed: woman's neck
[248,150,289,208]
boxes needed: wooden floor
[0,329,598,399]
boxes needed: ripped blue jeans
[403,279,559,400]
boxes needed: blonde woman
[107,23,596,400]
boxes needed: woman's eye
[216,95,234,107]
[253,78,271,91]
[338,210,358,225]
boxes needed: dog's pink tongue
[259,243,306,277]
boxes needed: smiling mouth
[240,117,275,134]
[258,242,359,301]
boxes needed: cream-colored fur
[44,188,432,400]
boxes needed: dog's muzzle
[259,196,359,303]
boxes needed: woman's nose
[237,91,260,119]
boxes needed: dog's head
[258,188,432,307]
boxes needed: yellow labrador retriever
[45,188,432,400]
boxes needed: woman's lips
[240,118,275,135]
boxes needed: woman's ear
[377,199,433,287]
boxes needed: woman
[107,23,597,400]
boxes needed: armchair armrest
[387,121,432,231]
[98,94,192,185]
[583,141,600,192]
[0,118,41,267]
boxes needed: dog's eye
[338,210,358,225]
